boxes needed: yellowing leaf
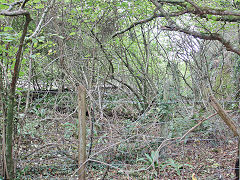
[48,49,53,55]
[192,173,197,180]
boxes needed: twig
[20,0,30,9]
[29,0,55,38]
[112,10,187,38]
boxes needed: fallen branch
[209,95,240,137]
[180,111,231,141]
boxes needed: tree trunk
[3,13,31,179]
[5,95,14,179]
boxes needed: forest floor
[16,112,238,180]
[162,138,237,179]
[90,137,238,180]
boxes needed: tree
[114,0,240,56]
[111,0,240,100]
[0,0,239,178]
[0,0,31,178]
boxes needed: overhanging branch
[0,9,30,16]
[162,26,240,55]
[153,0,240,55]
[113,0,240,56]
[112,9,188,38]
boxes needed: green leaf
[30,54,37,58]
[19,71,25,76]
[4,26,13,31]
[207,14,212,19]
[136,158,147,163]
[145,154,153,162]
[121,2,128,8]
[0,4,8,10]
[11,63,15,70]
[212,15,217,21]
[22,58,27,64]
[16,87,23,96]
[69,32,76,36]
[36,4,44,9]
[37,36,45,42]
[33,43,38,48]
[32,38,38,44]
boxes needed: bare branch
[190,7,240,17]
[112,14,157,38]
[30,0,55,38]
[180,112,218,141]
[150,0,176,26]
[0,9,29,16]
[20,0,30,9]
[198,14,240,22]
[0,0,30,16]
[158,0,185,3]
[112,9,188,38]
[162,26,240,55]
[163,0,240,20]
[169,0,240,17]
[154,0,240,55]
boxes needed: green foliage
[15,166,30,180]
[213,66,234,97]
[62,122,76,139]
[207,14,218,21]
[0,0,10,10]
[16,87,23,96]
[162,158,192,176]
[170,117,196,137]
[138,153,192,176]
[30,105,46,118]
[234,56,240,74]
[0,27,18,43]
[104,93,128,111]
[137,150,160,169]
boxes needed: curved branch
[162,26,240,55]
[112,9,188,38]
[153,0,240,55]
[113,0,240,55]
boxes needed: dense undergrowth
[10,91,239,179]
